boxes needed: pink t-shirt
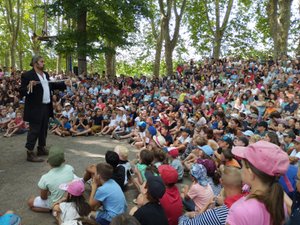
[226,196,270,225]
[188,183,214,211]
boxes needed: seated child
[52,115,71,137]
[89,163,127,225]
[27,146,76,213]
[181,164,214,212]
[114,145,132,188]
[3,111,26,137]
[83,150,126,190]
[53,179,91,225]
[70,113,90,137]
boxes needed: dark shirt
[75,119,88,130]
[289,191,300,225]
[92,115,103,126]
[134,202,168,225]
[284,103,298,114]
[112,165,125,190]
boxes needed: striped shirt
[179,205,229,225]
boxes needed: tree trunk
[267,0,292,60]
[213,32,222,59]
[153,34,163,77]
[152,17,164,78]
[10,41,16,69]
[77,9,87,75]
[18,50,23,70]
[159,0,187,76]
[56,16,62,73]
[5,51,10,68]
[105,50,116,78]
[164,44,173,76]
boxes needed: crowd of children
[1,56,300,224]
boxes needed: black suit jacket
[20,69,66,123]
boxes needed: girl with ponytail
[226,141,290,225]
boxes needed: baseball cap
[47,146,65,167]
[145,172,166,199]
[187,118,196,124]
[153,135,166,148]
[116,107,125,111]
[283,131,296,140]
[168,149,179,158]
[147,126,157,136]
[219,136,234,146]
[0,213,21,225]
[137,121,147,128]
[59,179,85,197]
[64,102,71,107]
[158,165,178,184]
[190,164,208,186]
[197,145,214,157]
[232,140,289,176]
[242,130,254,137]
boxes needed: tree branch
[158,0,166,17]
[220,0,234,33]
[203,0,214,34]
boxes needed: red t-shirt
[224,193,245,208]
[160,186,183,225]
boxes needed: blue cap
[198,145,214,157]
[138,121,147,128]
[0,213,21,225]
[148,126,157,136]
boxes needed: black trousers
[25,104,50,151]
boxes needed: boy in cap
[27,146,76,212]
[130,172,168,225]
[158,165,183,225]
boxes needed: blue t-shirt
[94,179,127,222]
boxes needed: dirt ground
[0,133,142,225]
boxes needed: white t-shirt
[60,202,81,225]
[290,149,300,159]
[37,73,51,104]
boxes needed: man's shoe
[27,151,44,162]
[37,146,49,156]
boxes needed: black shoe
[37,146,49,156]
[27,151,44,162]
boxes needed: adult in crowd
[19,55,71,162]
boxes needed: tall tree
[186,0,235,59]
[267,0,293,59]
[159,0,187,76]
[2,0,23,68]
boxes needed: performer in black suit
[20,55,71,162]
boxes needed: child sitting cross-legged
[53,179,91,225]
[3,111,26,137]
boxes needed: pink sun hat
[59,179,85,196]
[232,140,289,176]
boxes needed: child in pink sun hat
[226,140,290,225]
[52,179,91,225]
